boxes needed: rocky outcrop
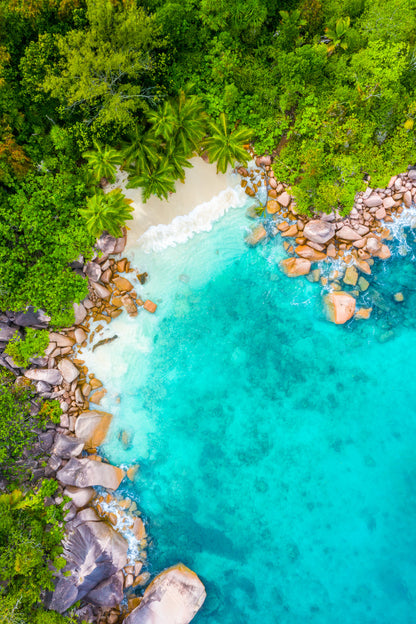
[124,564,206,624]
[52,433,84,458]
[245,224,267,246]
[24,367,63,385]
[86,570,124,608]
[56,458,125,490]
[57,358,79,384]
[47,509,128,613]
[324,292,356,324]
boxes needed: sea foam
[136,186,246,253]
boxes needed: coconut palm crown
[82,142,121,183]
[79,188,133,238]
[204,113,253,173]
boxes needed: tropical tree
[204,113,253,173]
[79,189,133,238]
[126,159,176,202]
[325,17,351,54]
[83,142,121,184]
[120,129,160,171]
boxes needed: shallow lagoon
[87,194,416,623]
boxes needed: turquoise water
[97,202,416,623]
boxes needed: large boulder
[56,458,125,490]
[53,433,84,458]
[279,258,311,277]
[47,510,128,613]
[57,358,79,384]
[324,292,356,324]
[24,368,62,385]
[303,220,335,244]
[245,224,266,246]
[336,226,362,242]
[124,564,206,624]
[86,570,124,607]
[97,231,126,256]
[13,307,50,328]
[63,486,95,508]
[295,245,326,262]
[0,322,18,342]
[75,410,113,450]
[73,302,87,325]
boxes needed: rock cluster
[243,160,416,324]
[0,229,204,624]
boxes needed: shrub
[5,329,49,368]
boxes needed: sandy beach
[106,157,236,252]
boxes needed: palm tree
[79,188,133,238]
[82,142,121,184]
[120,128,160,171]
[126,159,176,202]
[204,113,253,173]
[166,147,194,181]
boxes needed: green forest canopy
[1,0,416,322]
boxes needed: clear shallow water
[89,199,416,624]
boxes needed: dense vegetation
[1,0,415,323]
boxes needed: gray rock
[96,233,118,255]
[56,458,124,490]
[30,356,49,366]
[24,368,63,385]
[53,433,84,458]
[47,511,128,613]
[303,220,335,244]
[124,564,206,624]
[49,332,74,348]
[36,380,52,393]
[408,169,416,180]
[85,262,102,282]
[57,358,79,383]
[13,307,50,328]
[0,322,18,342]
[86,570,124,607]
[63,486,95,508]
[73,302,87,325]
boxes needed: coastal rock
[0,322,18,342]
[47,509,128,613]
[124,563,206,624]
[86,571,124,608]
[365,237,381,254]
[143,300,157,313]
[383,197,395,210]
[75,410,113,450]
[85,262,102,282]
[63,486,95,508]
[97,232,123,256]
[363,194,382,208]
[49,332,74,347]
[303,220,335,244]
[266,200,279,214]
[255,155,272,167]
[14,307,50,328]
[73,302,87,325]
[56,458,125,490]
[324,292,356,324]
[404,190,412,207]
[280,258,311,277]
[336,226,362,242]
[113,277,133,292]
[24,368,62,385]
[376,244,391,259]
[57,358,79,384]
[277,191,291,207]
[294,245,326,262]
[121,294,138,316]
[52,433,84,458]
[92,282,111,300]
[375,207,386,220]
[245,224,267,246]
[394,292,404,302]
[74,328,87,344]
[355,307,372,320]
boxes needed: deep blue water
[93,202,416,624]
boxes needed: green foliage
[0,480,67,618]
[5,329,49,368]
[127,158,176,202]
[204,113,253,173]
[79,188,134,238]
[83,142,121,183]
[0,172,93,326]
[0,371,60,482]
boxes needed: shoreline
[2,157,416,622]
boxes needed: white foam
[136,186,246,253]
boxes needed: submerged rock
[279,257,311,277]
[245,224,267,246]
[324,292,356,324]
[124,563,206,624]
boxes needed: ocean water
[84,189,416,624]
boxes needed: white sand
[106,157,236,252]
